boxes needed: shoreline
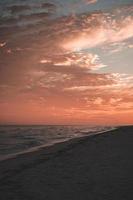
[0,127,117,181]
[0,127,117,163]
[0,126,133,200]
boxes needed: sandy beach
[0,126,133,200]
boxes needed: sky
[0,0,133,125]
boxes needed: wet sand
[0,126,133,200]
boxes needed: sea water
[0,125,114,161]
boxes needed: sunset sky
[0,0,133,125]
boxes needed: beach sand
[0,126,133,200]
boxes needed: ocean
[0,125,114,161]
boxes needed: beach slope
[0,126,133,200]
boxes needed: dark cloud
[41,2,56,11]
[7,5,31,14]
[19,12,50,21]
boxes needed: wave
[0,125,116,161]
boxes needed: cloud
[92,97,103,105]
[0,42,6,47]
[64,74,133,91]
[62,12,133,51]
[0,2,133,124]
[1,5,133,60]
[39,52,106,70]
[0,2,56,30]
[41,3,56,11]
[128,44,133,48]
[85,0,98,5]
[7,5,31,14]
[26,70,74,90]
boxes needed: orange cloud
[0,2,133,125]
